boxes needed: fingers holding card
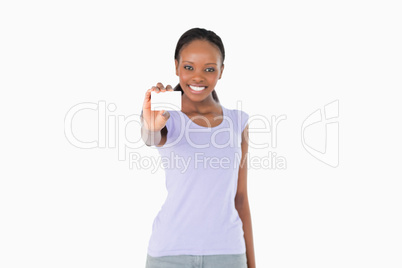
[151,91,182,111]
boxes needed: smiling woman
[141,28,256,268]
[173,28,224,103]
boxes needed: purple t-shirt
[147,105,249,257]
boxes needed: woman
[141,27,256,268]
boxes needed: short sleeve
[239,110,249,134]
[161,111,182,147]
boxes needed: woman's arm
[140,111,168,146]
[140,83,172,147]
[141,83,173,146]
[235,124,256,268]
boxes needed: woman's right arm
[141,82,173,147]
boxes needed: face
[175,39,224,102]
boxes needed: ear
[218,63,224,79]
[175,59,179,76]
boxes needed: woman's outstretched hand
[142,82,174,132]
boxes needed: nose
[191,69,205,83]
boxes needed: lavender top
[147,105,249,257]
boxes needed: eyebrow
[182,61,217,65]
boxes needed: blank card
[151,91,182,111]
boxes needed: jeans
[145,253,247,268]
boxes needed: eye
[184,65,193,70]
[205,67,215,72]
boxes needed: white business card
[151,91,182,111]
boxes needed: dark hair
[173,28,225,103]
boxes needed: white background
[1,0,401,267]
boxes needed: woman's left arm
[235,124,256,268]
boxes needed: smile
[188,85,207,92]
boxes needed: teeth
[189,85,206,91]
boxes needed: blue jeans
[145,253,247,268]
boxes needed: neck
[182,94,219,114]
